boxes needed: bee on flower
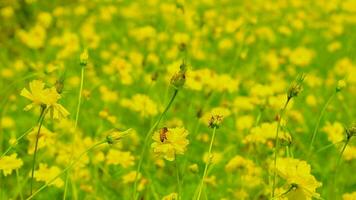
[151,127,189,161]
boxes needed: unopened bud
[287,73,305,100]
[170,61,187,89]
[336,80,346,92]
[80,49,89,66]
[105,128,131,144]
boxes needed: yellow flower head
[21,80,69,119]
[80,49,89,66]
[33,163,63,188]
[271,158,322,200]
[122,171,141,184]
[151,127,189,161]
[121,94,158,117]
[106,149,135,168]
[201,107,231,128]
[162,193,178,200]
[0,153,23,176]
[20,80,49,110]
[27,125,55,154]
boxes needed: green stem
[316,140,344,153]
[175,159,181,200]
[0,128,33,159]
[30,106,47,195]
[196,126,217,200]
[308,92,336,156]
[332,138,350,198]
[133,89,179,200]
[271,98,290,198]
[286,145,290,158]
[16,169,24,200]
[26,140,106,200]
[63,65,85,200]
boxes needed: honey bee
[159,127,168,142]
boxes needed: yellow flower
[21,80,69,119]
[121,94,158,117]
[122,171,141,184]
[20,80,49,111]
[343,191,356,200]
[27,125,55,154]
[244,122,290,145]
[289,47,314,67]
[225,155,262,188]
[201,107,231,128]
[336,79,347,92]
[0,153,23,176]
[33,163,63,188]
[106,149,135,168]
[322,121,344,144]
[80,49,89,66]
[272,158,322,200]
[151,127,189,161]
[162,193,178,200]
[343,146,356,161]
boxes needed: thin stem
[175,159,181,200]
[316,140,344,153]
[75,66,85,129]
[16,169,24,200]
[30,107,47,195]
[286,145,290,158]
[0,128,33,159]
[332,138,350,198]
[26,140,106,200]
[133,89,179,200]
[63,66,85,200]
[271,98,290,198]
[254,107,264,127]
[196,126,217,200]
[308,92,336,156]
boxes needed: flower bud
[287,73,305,100]
[105,128,131,144]
[346,125,356,140]
[188,163,199,173]
[80,49,89,66]
[336,79,346,92]
[170,61,187,89]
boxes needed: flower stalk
[133,89,179,200]
[196,126,217,200]
[30,105,47,195]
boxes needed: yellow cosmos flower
[33,163,63,188]
[121,94,158,117]
[201,107,231,128]
[27,125,55,154]
[151,127,189,161]
[343,191,356,200]
[322,121,344,144]
[20,80,49,111]
[162,193,178,200]
[122,171,141,184]
[106,149,135,168]
[244,122,290,145]
[21,80,69,119]
[272,158,322,200]
[0,153,23,176]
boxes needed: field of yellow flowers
[1,0,356,199]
